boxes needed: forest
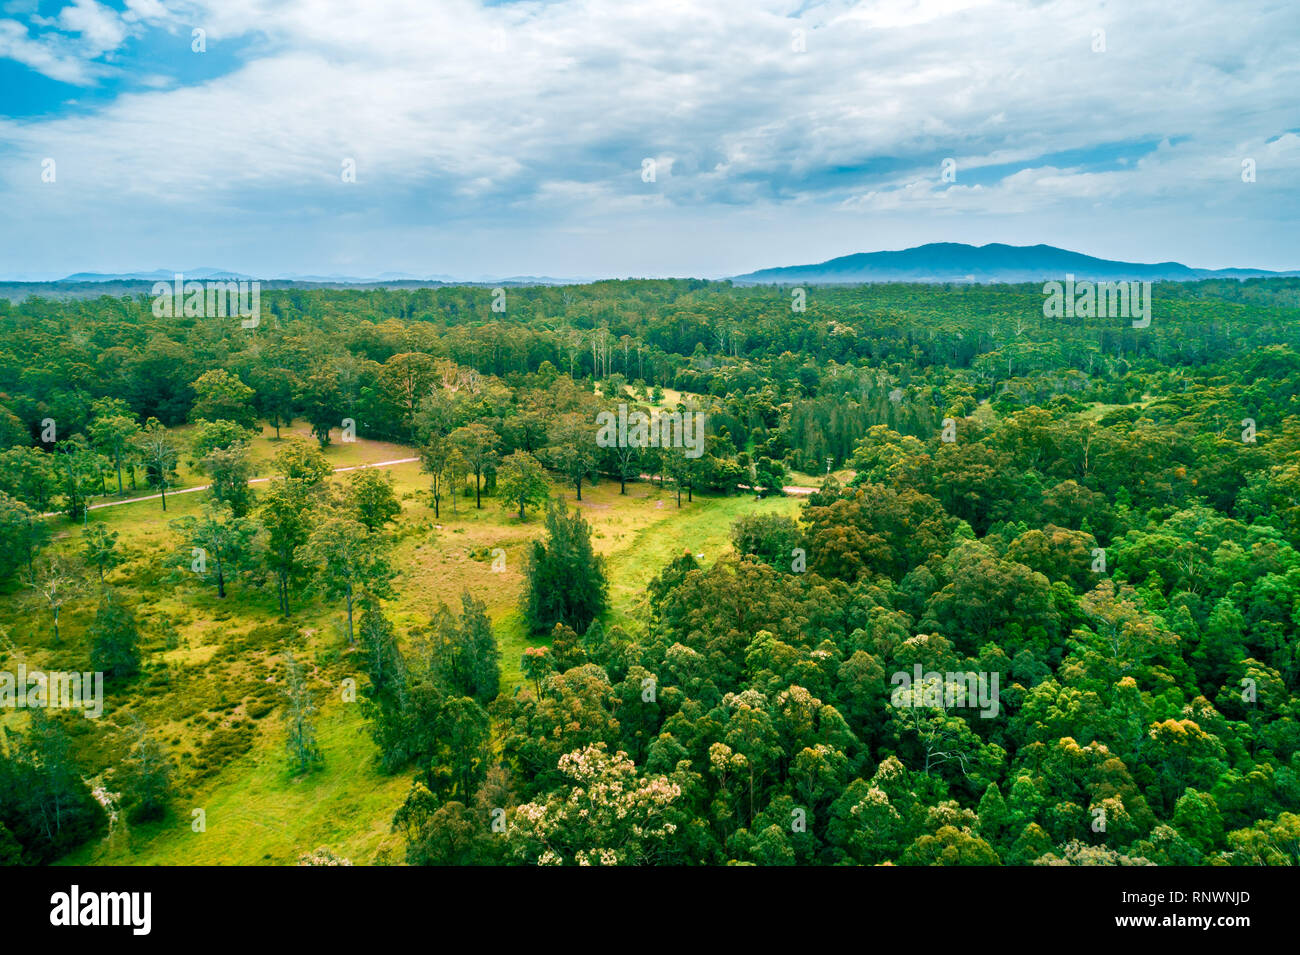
[0,277,1298,866]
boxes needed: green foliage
[346,468,401,532]
[3,278,1300,866]
[730,512,800,569]
[521,498,608,635]
[89,587,141,679]
[0,713,107,864]
[497,450,550,521]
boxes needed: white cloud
[56,0,127,55]
[0,16,95,82]
[1,0,1298,275]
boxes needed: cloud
[0,0,1298,276]
[55,0,128,56]
[0,16,98,82]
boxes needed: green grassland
[0,424,799,865]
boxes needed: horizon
[6,239,1299,285]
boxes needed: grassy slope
[28,426,800,865]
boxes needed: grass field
[4,424,802,865]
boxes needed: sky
[1,0,1298,281]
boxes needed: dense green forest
[1,278,1299,865]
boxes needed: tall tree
[419,433,453,520]
[347,468,401,532]
[80,525,120,582]
[259,481,314,615]
[118,722,174,823]
[273,440,332,486]
[299,369,345,447]
[522,498,608,634]
[250,366,298,439]
[283,651,322,773]
[27,553,82,644]
[87,397,140,497]
[171,501,258,599]
[134,419,179,512]
[545,413,599,501]
[303,516,395,643]
[190,368,257,430]
[201,442,254,517]
[450,422,499,509]
[56,437,104,523]
[0,491,46,579]
[89,588,142,680]
[498,451,550,521]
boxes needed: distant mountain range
[49,269,584,285]
[5,245,1297,291]
[731,243,1300,284]
[60,268,257,282]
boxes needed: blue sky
[1,0,1298,280]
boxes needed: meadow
[0,424,797,865]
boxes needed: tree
[189,418,254,459]
[347,467,401,532]
[56,437,104,522]
[303,516,394,643]
[393,787,487,866]
[545,413,599,501]
[509,744,682,865]
[521,646,554,697]
[730,513,800,569]
[378,353,437,442]
[752,456,787,497]
[118,723,174,824]
[459,592,501,701]
[87,397,140,497]
[201,442,254,517]
[0,447,58,512]
[445,447,469,515]
[250,366,298,439]
[80,525,120,582]
[135,419,179,512]
[171,501,258,599]
[450,422,499,508]
[498,450,550,521]
[0,491,46,579]
[89,588,141,679]
[424,695,492,800]
[27,553,82,644]
[419,434,455,520]
[0,711,107,863]
[299,369,345,447]
[190,368,257,430]
[612,441,640,494]
[522,497,608,634]
[663,445,691,506]
[283,651,322,773]
[429,591,501,702]
[358,604,406,699]
[900,825,1002,865]
[273,440,331,486]
[260,481,314,615]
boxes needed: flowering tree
[509,744,681,865]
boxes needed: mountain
[51,269,587,285]
[59,268,255,282]
[731,243,1300,284]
